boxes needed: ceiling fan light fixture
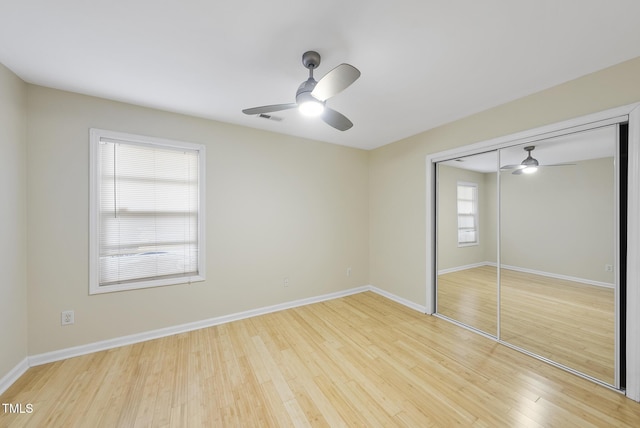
[242,50,359,130]
[299,99,325,117]
[519,146,539,174]
[296,89,325,117]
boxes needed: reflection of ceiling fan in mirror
[500,146,575,175]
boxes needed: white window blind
[457,182,478,246]
[90,129,205,294]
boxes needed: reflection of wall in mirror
[501,157,614,285]
[437,157,614,286]
[437,164,497,272]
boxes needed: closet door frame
[425,102,640,400]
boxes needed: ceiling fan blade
[322,107,353,131]
[500,164,524,170]
[513,163,577,175]
[311,63,361,101]
[242,103,297,115]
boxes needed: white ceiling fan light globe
[299,100,325,116]
[296,90,325,117]
[522,166,538,174]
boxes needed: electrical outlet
[347,267,352,277]
[605,264,614,272]
[283,277,289,287]
[61,310,74,326]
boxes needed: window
[457,182,478,246]
[89,129,205,294]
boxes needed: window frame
[456,181,479,247]
[89,128,206,295]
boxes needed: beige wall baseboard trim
[0,358,29,396]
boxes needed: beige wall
[26,86,369,355]
[501,157,615,284]
[370,56,640,306]
[0,64,28,376]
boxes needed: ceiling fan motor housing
[302,50,321,70]
[522,146,539,167]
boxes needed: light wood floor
[437,266,616,385]
[2,291,639,427]
[437,265,499,335]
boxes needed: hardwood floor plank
[2,291,640,427]
[281,349,345,427]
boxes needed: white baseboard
[438,262,490,275]
[1,285,427,395]
[438,261,614,289]
[28,285,379,367]
[500,264,614,289]
[369,286,428,313]
[0,357,29,396]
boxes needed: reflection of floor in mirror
[437,265,615,385]
[437,265,498,335]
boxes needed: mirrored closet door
[435,124,620,388]
[436,151,498,337]
[498,126,618,386]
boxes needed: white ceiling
[2,1,640,150]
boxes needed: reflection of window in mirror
[457,182,478,247]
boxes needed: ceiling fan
[242,51,360,131]
[500,146,574,175]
